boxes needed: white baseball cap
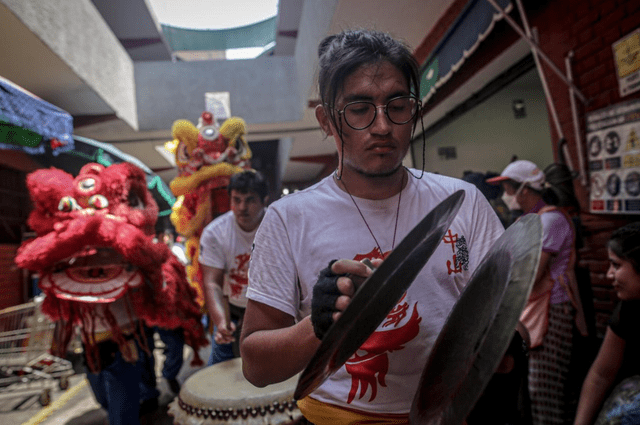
[486,160,545,191]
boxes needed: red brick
[602,26,623,44]
[573,11,601,34]
[591,89,614,109]
[595,0,618,17]
[574,2,595,19]
[594,300,616,311]
[600,73,618,91]
[578,26,596,45]
[597,45,615,63]
[585,80,602,98]
[593,286,614,300]
[594,8,627,34]
[575,26,596,46]
[595,311,613,328]
[599,54,617,75]
[566,16,584,37]
[625,0,640,15]
[574,53,598,75]
[578,247,608,260]
[597,308,614,321]
[560,0,581,15]
[580,63,609,86]
[580,212,620,227]
[620,14,640,35]
[567,34,581,51]
[591,275,610,287]
[574,37,605,61]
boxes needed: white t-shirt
[199,211,258,308]
[247,170,504,414]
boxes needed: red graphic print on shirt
[228,252,250,297]
[344,249,422,404]
[442,229,469,275]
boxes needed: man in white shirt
[240,29,504,424]
[199,170,268,365]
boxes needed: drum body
[168,357,302,424]
[595,375,640,425]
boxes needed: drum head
[169,357,302,424]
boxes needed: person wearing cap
[487,160,588,425]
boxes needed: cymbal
[294,190,466,401]
[410,214,543,425]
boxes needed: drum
[595,375,640,425]
[168,357,303,424]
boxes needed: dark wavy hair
[228,170,269,202]
[609,222,640,273]
[317,29,420,132]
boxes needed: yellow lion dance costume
[166,111,251,307]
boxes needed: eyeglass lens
[343,96,417,129]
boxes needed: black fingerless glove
[311,260,345,340]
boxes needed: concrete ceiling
[0,0,529,189]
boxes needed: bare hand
[330,258,381,321]
[214,321,237,344]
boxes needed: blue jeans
[86,336,159,425]
[87,350,141,425]
[156,327,184,380]
[208,319,238,366]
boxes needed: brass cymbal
[410,214,543,425]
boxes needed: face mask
[502,192,521,211]
[502,183,525,211]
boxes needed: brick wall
[0,163,31,309]
[0,244,25,310]
[416,0,640,336]
[529,0,640,336]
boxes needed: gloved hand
[311,260,345,340]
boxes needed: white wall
[413,68,554,178]
[1,0,138,129]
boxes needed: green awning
[161,16,277,52]
[419,0,512,102]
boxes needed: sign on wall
[612,28,640,97]
[205,92,231,126]
[587,98,640,214]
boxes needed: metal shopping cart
[0,296,74,407]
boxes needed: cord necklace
[337,171,404,255]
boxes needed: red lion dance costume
[166,112,251,308]
[15,162,208,422]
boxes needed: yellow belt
[92,324,137,343]
[297,396,409,425]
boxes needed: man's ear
[315,104,333,136]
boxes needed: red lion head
[16,163,207,370]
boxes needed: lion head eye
[78,178,97,193]
[200,126,219,141]
[88,194,109,209]
[58,196,80,212]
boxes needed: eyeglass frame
[332,95,421,130]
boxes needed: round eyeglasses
[335,96,420,130]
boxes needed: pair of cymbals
[295,192,542,425]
